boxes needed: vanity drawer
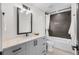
[37,37,46,46]
[3,43,26,55]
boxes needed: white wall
[0,3,2,51]
[1,3,45,40]
[30,5,45,35]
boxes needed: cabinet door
[37,37,47,55]
[25,37,47,55]
[25,40,38,55]
[3,43,26,55]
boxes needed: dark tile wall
[49,11,71,39]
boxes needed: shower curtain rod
[50,7,71,15]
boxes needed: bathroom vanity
[1,4,47,55]
[2,36,47,55]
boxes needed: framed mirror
[17,7,32,35]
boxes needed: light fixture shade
[27,10,32,13]
[16,4,32,14]
[20,9,24,13]
[26,12,29,14]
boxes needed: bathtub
[46,36,74,54]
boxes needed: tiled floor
[47,48,74,55]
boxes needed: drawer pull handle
[42,38,45,39]
[34,40,37,46]
[43,43,46,45]
[42,50,46,53]
[12,48,22,53]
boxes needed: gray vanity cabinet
[3,37,47,55]
[3,43,26,55]
[37,37,47,55]
[25,37,47,55]
[25,40,37,55]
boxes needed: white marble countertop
[2,35,44,50]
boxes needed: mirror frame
[17,7,32,35]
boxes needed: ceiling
[25,3,71,13]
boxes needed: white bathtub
[46,36,74,54]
